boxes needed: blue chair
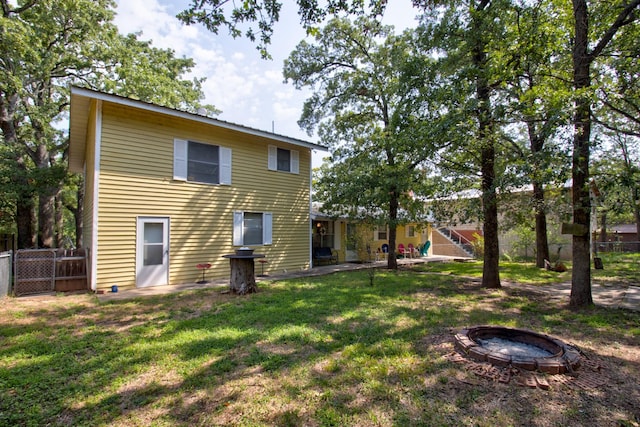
[420,241,431,256]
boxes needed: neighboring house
[432,225,481,258]
[428,186,573,260]
[68,87,327,291]
[311,205,432,263]
[595,224,640,252]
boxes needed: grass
[418,251,639,286]
[0,261,638,426]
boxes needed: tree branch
[588,0,640,60]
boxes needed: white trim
[233,211,243,246]
[220,146,232,185]
[263,212,273,245]
[268,145,277,171]
[90,101,102,291]
[173,139,188,181]
[291,149,299,174]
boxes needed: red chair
[407,243,416,258]
[398,243,406,258]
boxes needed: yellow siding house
[68,87,327,291]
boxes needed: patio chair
[313,247,338,265]
[420,241,431,256]
[407,243,417,258]
[398,243,407,258]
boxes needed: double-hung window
[406,225,416,238]
[233,211,273,246]
[173,139,232,184]
[268,145,299,174]
[375,226,388,241]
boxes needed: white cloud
[113,0,417,165]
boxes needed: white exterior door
[136,217,169,287]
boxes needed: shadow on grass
[0,269,638,425]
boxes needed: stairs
[436,227,475,258]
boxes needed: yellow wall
[341,222,432,261]
[91,102,311,289]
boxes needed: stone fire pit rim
[454,325,582,374]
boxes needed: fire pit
[454,326,581,374]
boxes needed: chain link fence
[13,249,88,296]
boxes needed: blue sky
[113,0,418,165]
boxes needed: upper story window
[268,145,299,174]
[173,139,232,185]
[406,225,416,238]
[375,226,388,241]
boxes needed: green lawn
[1,262,638,426]
[418,251,639,286]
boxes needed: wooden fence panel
[54,249,88,292]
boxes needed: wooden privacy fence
[14,248,89,296]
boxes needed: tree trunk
[387,191,399,271]
[228,258,258,294]
[472,0,500,289]
[634,187,640,252]
[15,156,37,248]
[38,192,56,248]
[570,0,593,307]
[55,194,63,247]
[527,121,550,268]
[533,182,550,268]
[34,144,58,248]
[599,211,607,243]
[481,143,501,288]
[16,197,36,248]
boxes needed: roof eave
[68,86,327,160]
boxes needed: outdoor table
[221,253,265,294]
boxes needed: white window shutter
[220,147,232,185]
[334,221,341,249]
[173,139,188,180]
[233,211,244,246]
[291,150,299,174]
[374,228,378,241]
[263,212,273,245]
[268,145,277,171]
